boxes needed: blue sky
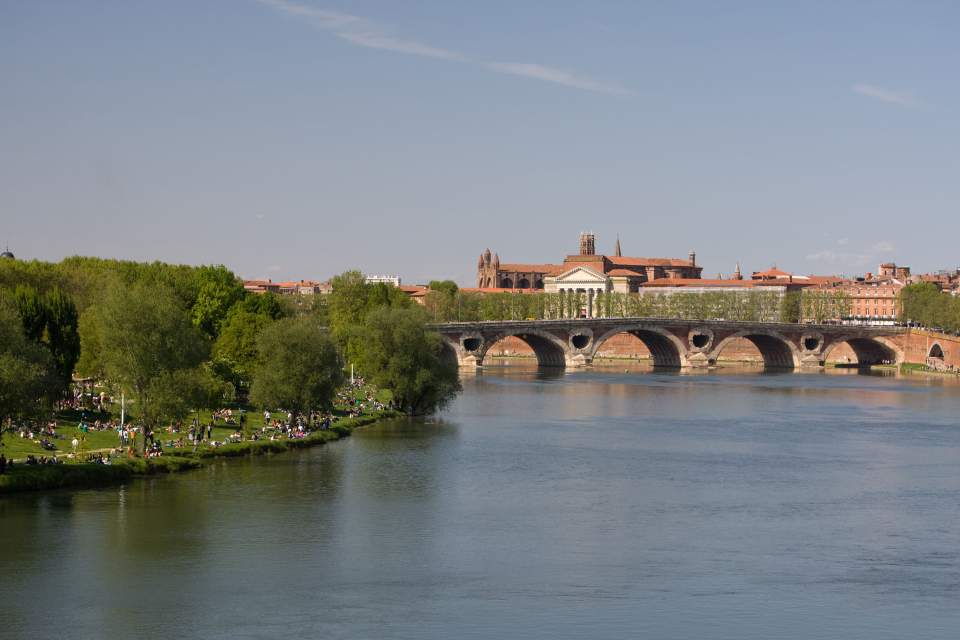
[2,1,958,284]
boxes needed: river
[2,366,960,639]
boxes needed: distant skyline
[3,1,958,285]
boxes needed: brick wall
[484,329,960,369]
[903,330,960,369]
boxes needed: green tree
[43,287,81,384]
[0,302,59,449]
[357,307,461,415]
[428,280,459,297]
[13,285,47,342]
[328,271,371,363]
[191,265,245,337]
[79,283,209,453]
[250,316,344,419]
[239,291,288,320]
[900,282,958,331]
[147,365,233,425]
[779,291,802,323]
[212,308,273,389]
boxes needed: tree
[357,307,461,415]
[779,291,802,323]
[328,271,372,363]
[249,316,344,418]
[9,285,80,390]
[147,365,233,425]
[13,285,47,342]
[0,302,59,449]
[428,280,459,297]
[79,283,209,453]
[43,287,81,384]
[900,282,958,331]
[191,265,245,337]
[212,307,273,389]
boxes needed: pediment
[555,265,607,283]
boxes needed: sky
[2,0,958,285]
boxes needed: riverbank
[0,411,399,495]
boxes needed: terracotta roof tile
[608,256,694,268]
[497,263,565,275]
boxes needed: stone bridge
[431,318,911,370]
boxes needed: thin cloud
[256,0,628,95]
[486,62,633,96]
[806,250,870,266]
[852,83,920,107]
[256,0,464,60]
[872,240,895,253]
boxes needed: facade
[842,276,903,325]
[243,279,329,295]
[366,274,402,286]
[475,248,562,289]
[476,233,702,293]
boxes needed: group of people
[21,454,63,466]
[3,379,391,467]
[336,379,388,417]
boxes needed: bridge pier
[458,353,484,368]
[799,353,825,369]
[566,352,593,368]
[685,352,712,369]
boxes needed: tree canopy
[77,282,209,448]
[900,283,960,332]
[356,306,461,415]
[0,301,59,427]
[249,316,344,416]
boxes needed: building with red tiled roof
[476,233,702,293]
[243,279,329,295]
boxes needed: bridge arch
[482,329,568,367]
[591,326,688,368]
[929,343,945,360]
[710,330,799,370]
[823,336,902,367]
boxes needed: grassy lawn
[1,384,390,462]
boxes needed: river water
[2,366,960,639]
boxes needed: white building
[365,274,402,287]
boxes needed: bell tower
[579,232,596,256]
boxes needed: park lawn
[2,400,378,462]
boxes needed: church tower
[614,235,622,257]
[579,232,596,256]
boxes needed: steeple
[493,253,500,269]
[733,262,742,280]
[614,234,622,257]
[483,248,491,265]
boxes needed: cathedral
[476,233,702,294]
